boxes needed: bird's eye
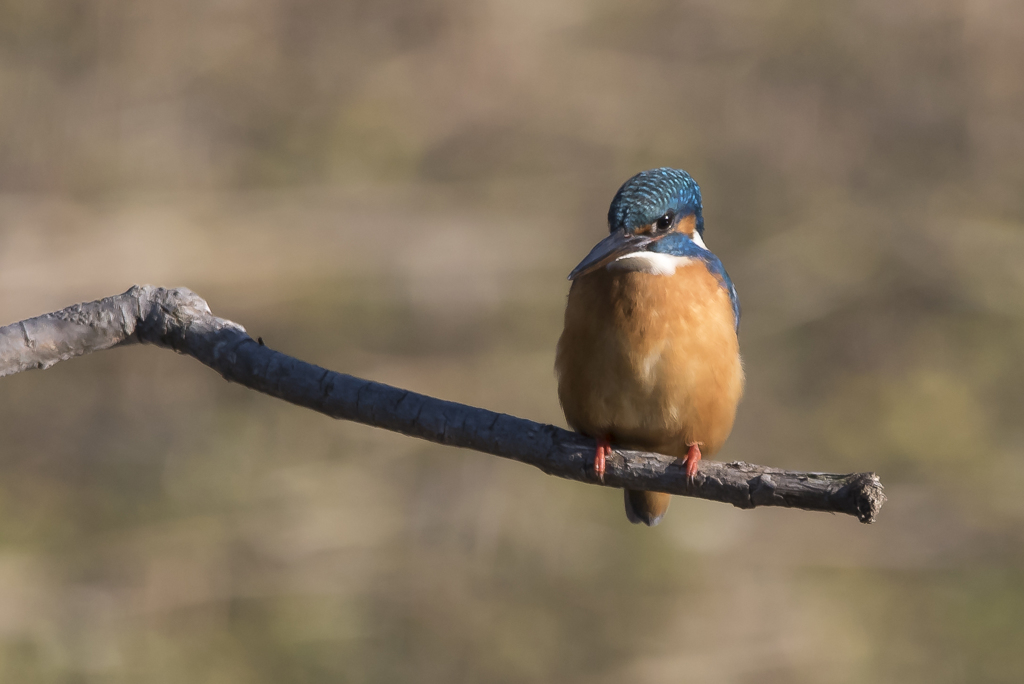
[655,213,674,231]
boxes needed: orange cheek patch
[675,214,697,238]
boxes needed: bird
[555,168,743,526]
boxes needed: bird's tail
[624,490,670,526]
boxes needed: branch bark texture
[1,286,886,523]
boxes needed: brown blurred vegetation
[2,0,1024,681]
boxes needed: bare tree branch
[1,285,885,523]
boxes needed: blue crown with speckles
[607,167,703,235]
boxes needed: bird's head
[568,167,706,280]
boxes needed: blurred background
[1,0,1024,681]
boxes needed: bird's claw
[594,437,611,483]
[684,442,703,483]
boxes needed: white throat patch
[608,251,694,276]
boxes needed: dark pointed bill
[567,230,656,280]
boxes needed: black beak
[568,230,656,280]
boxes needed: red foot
[684,442,703,479]
[594,437,611,482]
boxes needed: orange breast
[555,262,743,458]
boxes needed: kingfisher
[555,168,743,526]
